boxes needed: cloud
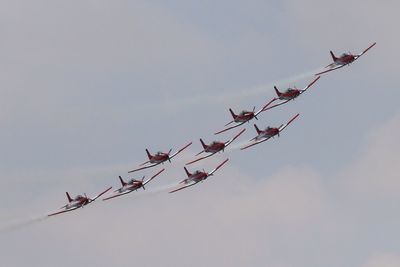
[0,1,399,267]
[339,114,400,201]
[281,0,398,74]
[362,253,400,267]
[1,112,400,267]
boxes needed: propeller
[142,176,146,190]
[167,148,172,162]
[253,106,259,120]
[84,193,91,204]
[278,124,284,137]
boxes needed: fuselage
[187,171,208,183]
[118,181,143,193]
[204,142,225,153]
[335,54,356,65]
[150,153,169,163]
[66,196,89,209]
[256,127,279,140]
[234,111,254,123]
[278,89,301,100]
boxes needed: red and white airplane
[128,142,192,173]
[214,99,276,135]
[48,186,112,217]
[169,158,229,193]
[186,129,245,165]
[241,114,299,150]
[263,76,321,111]
[316,42,376,75]
[103,169,165,201]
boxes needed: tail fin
[199,139,207,149]
[274,86,282,97]
[229,108,237,119]
[145,149,152,160]
[184,167,191,177]
[330,51,337,61]
[254,124,261,134]
[118,176,126,186]
[66,192,73,202]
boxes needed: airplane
[48,186,112,217]
[316,42,376,75]
[103,169,165,201]
[263,76,321,111]
[241,114,299,150]
[128,142,192,173]
[169,158,229,193]
[214,99,276,135]
[186,129,245,165]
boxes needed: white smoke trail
[0,215,48,234]
[143,182,180,195]
[226,139,253,151]
[241,68,322,98]
[104,183,180,202]
[155,68,322,114]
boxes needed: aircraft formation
[48,42,376,217]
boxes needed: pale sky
[1,1,399,267]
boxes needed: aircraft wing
[214,122,245,135]
[315,64,346,75]
[128,162,161,173]
[224,120,236,127]
[263,77,320,110]
[169,142,192,160]
[102,190,133,201]
[241,114,299,150]
[258,98,277,114]
[316,42,376,75]
[224,128,246,147]
[186,152,216,165]
[169,181,198,193]
[90,186,113,202]
[263,99,290,111]
[278,113,300,132]
[208,158,229,176]
[300,76,321,92]
[195,149,205,156]
[143,168,165,186]
[355,42,376,58]
[240,136,272,150]
[48,206,80,217]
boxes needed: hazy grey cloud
[362,253,400,267]
[2,112,400,267]
[0,1,399,266]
